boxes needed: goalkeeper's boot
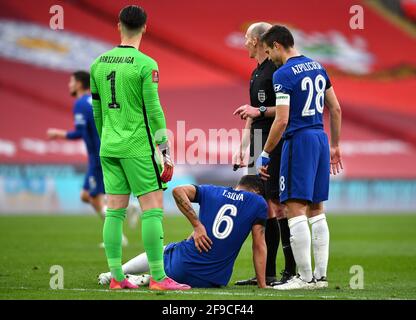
[99,273,150,287]
[273,275,317,290]
[315,276,328,289]
[109,277,139,290]
[149,277,191,291]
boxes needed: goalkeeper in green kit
[90,5,190,291]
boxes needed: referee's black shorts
[249,131,283,200]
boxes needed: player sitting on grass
[99,175,268,288]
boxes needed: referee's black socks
[278,218,297,276]
[265,217,280,278]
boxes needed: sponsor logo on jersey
[152,70,159,83]
[258,90,266,103]
[274,84,283,92]
[74,113,86,125]
[88,176,97,191]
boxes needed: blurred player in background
[90,5,188,290]
[99,175,268,289]
[233,22,296,286]
[257,25,343,290]
[47,71,128,247]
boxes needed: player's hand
[193,224,213,253]
[158,142,174,182]
[232,149,247,169]
[330,145,343,175]
[233,104,260,120]
[47,128,66,140]
[256,151,271,180]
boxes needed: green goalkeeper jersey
[90,45,168,158]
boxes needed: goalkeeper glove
[158,142,174,182]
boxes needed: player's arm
[263,105,289,153]
[172,185,213,253]
[256,104,289,180]
[47,106,85,140]
[325,86,343,175]
[251,222,267,288]
[46,128,69,140]
[142,60,173,182]
[256,73,291,179]
[90,64,102,138]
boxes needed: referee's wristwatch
[259,106,267,118]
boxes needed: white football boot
[98,272,112,285]
[98,272,150,286]
[127,274,151,286]
[273,275,317,290]
[315,276,329,289]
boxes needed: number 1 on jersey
[106,71,120,109]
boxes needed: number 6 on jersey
[212,204,237,239]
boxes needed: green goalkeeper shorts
[100,156,167,197]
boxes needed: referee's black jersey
[249,58,277,132]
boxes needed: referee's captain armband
[276,92,290,106]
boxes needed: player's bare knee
[138,190,164,211]
[107,194,129,210]
[307,202,324,218]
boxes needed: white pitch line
[5,286,408,300]
[2,286,356,299]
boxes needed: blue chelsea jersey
[273,55,332,138]
[66,94,101,167]
[178,185,268,287]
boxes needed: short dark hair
[237,175,265,197]
[72,70,90,89]
[119,5,147,31]
[261,25,294,49]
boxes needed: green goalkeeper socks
[141,208,166,282]
[103,208,126,282]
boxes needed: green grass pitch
[0,214,415,300]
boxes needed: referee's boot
[235,276,277,286]
[270,270,296,286]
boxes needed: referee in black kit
[233,22,296,286]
